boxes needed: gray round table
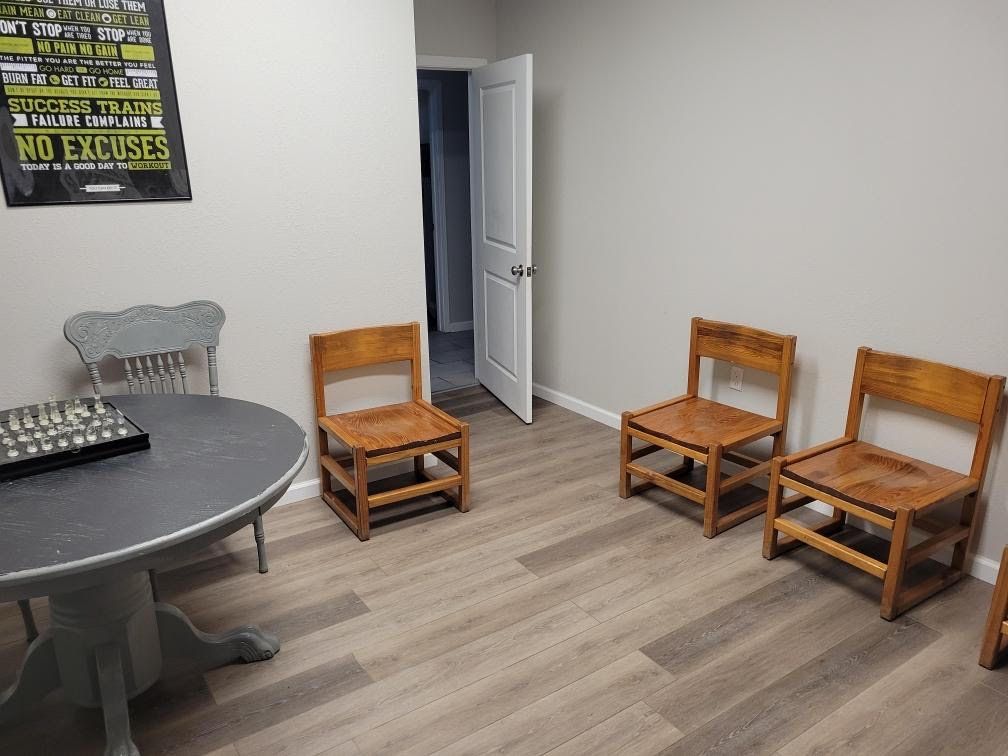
[0,395,308,756]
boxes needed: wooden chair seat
[629,397,782,453]
[785,441,977,518]
[320,401,462,458]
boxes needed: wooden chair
[63,301,269,590]
[980,546,1008,669]
[763,347,1005,620]
[310,322,469,541]
[619,317,797,538]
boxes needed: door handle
[511,265,525,277]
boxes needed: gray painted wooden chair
[49,302,267,615]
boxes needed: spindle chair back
[63,301,226,397]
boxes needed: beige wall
[0,0,427,495]
[415,0,497,60]
[497,0,1008,577]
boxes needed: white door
[470,54,534,423]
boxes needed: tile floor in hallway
[429,329,475,393]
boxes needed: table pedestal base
[0,573,279,756]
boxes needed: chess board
[0,398,150,482]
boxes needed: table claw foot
[155,603,280,670]
[0,633,59,724]
[95,644,140,756]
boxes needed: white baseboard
[967,553,1002,585]
[276,478,320,508]
[532,382,621,429]
[533,382,998,585]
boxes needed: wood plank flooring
[2,385,1008,754]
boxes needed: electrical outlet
[729,366,744,391]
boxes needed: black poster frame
[0,0,191,206]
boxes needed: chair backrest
[687,317,797,423]
[64,301,226,396]
[845,347,1005,479]
[309,323,423,417]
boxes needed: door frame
[416,56,486,333]
[417,55,487,71]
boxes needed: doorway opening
[416,54,534,423]
[418,68,476,394]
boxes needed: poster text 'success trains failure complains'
[0,0,190,205]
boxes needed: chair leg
[980,547,1008,669]
[458,423,471,513]
[148,569,161,602]
[353,446,371,541]
[319,428,335,499]
[17,599,38,644]
[880,507,913,620]
[619,412,632,499]
[703,443,722,539]
[254,513,268,574]
[951,492,979,574]
[762,458,785,559]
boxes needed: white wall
[0,0,428,494]
[414,0,497,60]
[497,0,1008,576]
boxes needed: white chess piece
[22,407,35,429]
[37,403,49,427]
[8,411,20,432]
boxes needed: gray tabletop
[0,395,307,599]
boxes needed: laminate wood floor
[2,386,1008,755]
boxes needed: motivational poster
[0,0,190,205]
